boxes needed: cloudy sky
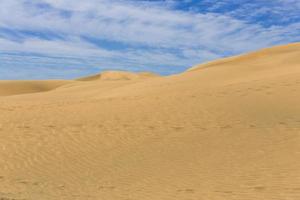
[0,0,300,79]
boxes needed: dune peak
[76,70,159,81]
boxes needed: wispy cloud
[0,0,299,79]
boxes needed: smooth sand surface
[0,80,74,97]
[0,43,300,200]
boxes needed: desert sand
[0,43,300,200]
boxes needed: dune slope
[0,43,300,200]
[0,80,74,96]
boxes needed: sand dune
[0,43,300,200]
[0,71,158,97]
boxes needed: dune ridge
[0,43,300,200]
[188,42,300,72]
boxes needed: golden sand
[0,43,300,200]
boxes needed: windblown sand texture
[0,43,300,200]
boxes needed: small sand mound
[76,71,159,81]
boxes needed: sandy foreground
[0,43,300,200]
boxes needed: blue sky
[0,0,300,79]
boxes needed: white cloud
[0,0,299,79]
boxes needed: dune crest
[188,42,300,72]
[0,43,300,200]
